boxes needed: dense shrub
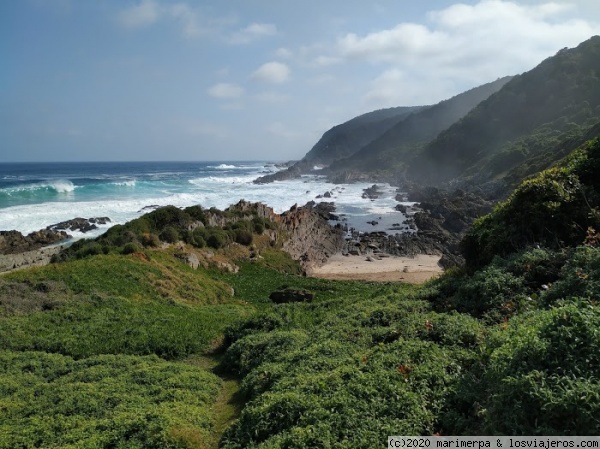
[234,229,253,246]
[0,351,220,448]
[141,232,161,247]
[183,205,207,224]
[206,230,229,249]
[542,245,600,303]
[483,303,600,434]
[160,226,180,243]
[121,242,141,255]
[222,330,309,376]
[463,138,600,268]
[223,313,285,346]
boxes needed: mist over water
[0,161,412,239]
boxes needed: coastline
[309,253,443,283]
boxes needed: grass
[6,251,234,306]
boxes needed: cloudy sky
[2,0,600,162]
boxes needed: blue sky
[2,0,600,162]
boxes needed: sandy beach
[309,253,443,283]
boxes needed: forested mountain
[254,106,423,183]
[328,76,513,173]
[302,106,425,166]
[409,35,600,186]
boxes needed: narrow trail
[185,352,245,449]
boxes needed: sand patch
[309,253,443,284]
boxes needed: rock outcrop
[404,187,492,267]
[47,217,111,233]
[0,245,65,273]
[0,229,70,255]
[280,202,345,272]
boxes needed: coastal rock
[253,160,312,184]
[0,245,65,272]
[47,217,111,233]
[0,229,70,255]
[281,202,345,272]
[362,184,383,199]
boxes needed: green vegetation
[330,76,512,174]
[0,242,254,447]
[56,203,276,261]
[411,36,600,186]
[0,351,220,449]
[4,134,600,444]
[463,137,600,268]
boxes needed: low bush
[121,242,141,255]
[0,351,220,448]
[160,226,180,244]
[479,303,600,435]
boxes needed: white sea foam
[213,164,236,169]
[112,180,136,187]
[0,169,409,238]
[48,180,76,193]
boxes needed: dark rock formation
[362,184,383,199]
[254,160,313,184]
[0,229,70,255]
[269,288,314,304]
[47,217,111,233]
[407,187,492,267]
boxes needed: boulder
[269,288,314,304]
[176,252,200,269]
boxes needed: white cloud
[362,69,453,109]
[275,47,293,58]
[316,0,600,109]
[230,22,277,44]
[207,83,245,99]
[117,0,160,28]
[252,62,290,84]
[117,1,206,38]
[313,55,342,67]
[168,3,203,37]
[336,1,599,70]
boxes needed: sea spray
[0,161,411,239]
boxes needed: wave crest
[48,180,76,193]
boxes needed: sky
[2,0,600,162]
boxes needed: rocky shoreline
[0,181,487,274]
[0,217,115,274]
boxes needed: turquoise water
[0,161,411,238]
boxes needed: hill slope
[254,106,423,183]
[328,76,513,174]
[303,106,425,165]
[410,35,600,186]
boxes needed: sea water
[0,161,413,239]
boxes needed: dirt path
[185,353,244,449]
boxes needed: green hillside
[302,106,425,166]
[254,106,423,183]
[328,76,512,174]
[410,36,600,187]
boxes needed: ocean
[0,161,413,239]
